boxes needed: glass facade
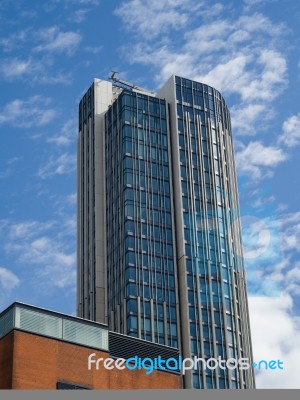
[77,76,255,389]
[105,90,179,347]
[163,76,254,388]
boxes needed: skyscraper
[77,75,255,389]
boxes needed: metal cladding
[77,75,255,389]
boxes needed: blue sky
[0,0,300,389]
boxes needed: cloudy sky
[0,0,299,389]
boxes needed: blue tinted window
[127,316,138,330]
[215,327,222,341]
[193,374,200,388]
[190,322,197,336]
[127,283,137,296]
[127,299,137,313]
[126,267,136,280]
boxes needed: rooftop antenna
[108,71,155,95]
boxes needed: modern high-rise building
[77,75,255,389]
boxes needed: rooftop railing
[0,302,108,351]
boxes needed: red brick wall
[0,331,14,389]
[2,330,181,389]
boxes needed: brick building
[0,302,181,390]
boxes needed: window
[57,381,90,390]
[179,134,185,147]
[125,251,135,265]
[126,283,137,296]
[188,291,195,305]
[158,321,164,334]
[169,306,176,320]
[204,341,212,357]
[215,327,222,341]
[126,267,136,281]
[177,104,183,117]
[187,274,194,288]
[206,375,214,389]
[191,339,198,353]
[169,323,177,336]
[227,330,234,345]
[169,290,176,303]
[178,119,184,132]
[219,378,226,389]
[143,285,150,298]
[125,236,135,249]
[201,309,209,323]
[154,304,164,318]
[193,374,200,389]
[144,318,151,332]
[181,180,188,193]
[176,86,182,100]
[227,315,233,328]
[202,325,210,339]
[224,282,230,296]
[127,299,137,313]
[190,322,197,336]
[214,311,221,325]
[127,316,138,330]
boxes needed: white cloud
[241,212,284,297]
[279,114,300,147]
[30,236,73,264]
[235,141,287,179]
[7,156,22,165]
[35,72,73,85]
[0,157,21,180]
[69,9,88,23]
[286,265,300,296]
[8,220,54,240]
[34,27,82,55]
[3,219,75,290]
[130,44,198,84]
[8,235,75,289]
[239,50,287,102]
[20,10,38,18]
[244,0,263,7]
[77,0,99,3]
[0,26,78,83]
[116,6,288,139]
[0,96,56,128]
[0,267,20,290]
[243,0,279,9]
[0,169,11,179]
[251,194,276,208]
[243,210,300,298]
[115,0,200,38]
[47,119,76,146]
[66,193,77,205]
[84,45,102,54]
[200,2,225,18]
[278,212,300,254]
[37,152,76,178]
[231,103,271,135]
[241,216,272,260]
[249,293,300,388]
[196,55,250,95]
[0,29,29,52]
[46,0,100,11]
[61,0,100,4]
[0,56,73,85]
[0,58,42,79]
